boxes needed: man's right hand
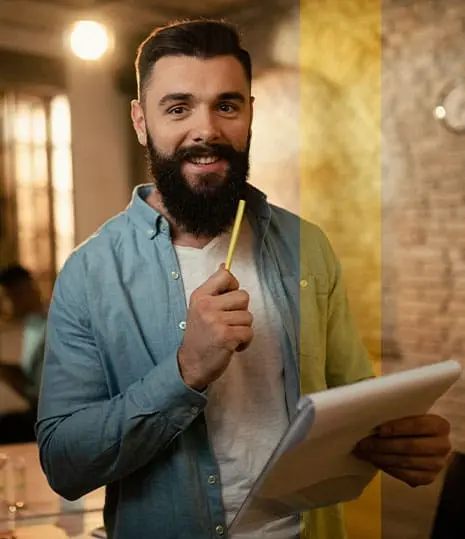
[177,264,254,390]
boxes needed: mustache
[175,143,243,162]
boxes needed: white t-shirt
[175,217,299,538]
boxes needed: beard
[145,131,250,238]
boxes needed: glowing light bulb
[70,21,109,61]
[435,105,446,120]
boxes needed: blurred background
[0,0,464,538]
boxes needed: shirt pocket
[298,270,329,296]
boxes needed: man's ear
[130,99,147,146]
[250,95,255,123]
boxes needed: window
[0,91,74,302]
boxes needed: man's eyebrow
[158,91,247,108]
[217,92,246,103]
[158,93,193,107]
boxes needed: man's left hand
[353,414,451,487]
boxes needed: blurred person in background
[36,19,451,539]
[430,451,465,539]
[0,264,46,444]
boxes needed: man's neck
[145,187,217,249]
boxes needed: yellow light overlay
[299,1,381,538]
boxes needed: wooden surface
[1,513,104,539]
[0,441,446,538]
[0,443,104,528]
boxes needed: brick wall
[249,0,465,450]
[240,4,465,536]
[383,0,465,452]
[246,3,465,536]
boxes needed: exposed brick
[383,0,465,453]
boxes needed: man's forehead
[147,55,249,100]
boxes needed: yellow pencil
[225,199,246,271]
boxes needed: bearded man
[37,19,450,539]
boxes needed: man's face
[131,55,253,237]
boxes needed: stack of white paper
[230,359,462,535]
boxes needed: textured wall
[249,3,382,538]
[382,0,465,453]
[249,1,465,536]
[251,0,465,454]
[249,1,382,364]
[299,0,382,363]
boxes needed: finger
[197,267,240,296]
[378,414,450,438]
[383,467,439,487]
[229,326,254,351]
[212,290,250,311]
[359,452,448,472]
[355,435,451,457]
[220,310,254,327]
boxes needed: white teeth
[191,156,219,165]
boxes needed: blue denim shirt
[37,184,373,539]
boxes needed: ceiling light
[69,20,109,61]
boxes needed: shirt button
[215,525,225,536]
[147,228,154,236]
[179,321,187,330]
[191,406,199,415]
[171,271,180,280]
[208,474,217,485]
[300,279,308,288]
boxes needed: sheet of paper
[230,359,462,534]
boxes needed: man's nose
[191,108,221,144]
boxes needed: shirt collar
[126,182,270,239]
[126,184,164,239]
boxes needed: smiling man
[37,20,450,539]
[135,52,252,241]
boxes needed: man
[37,20,450,539]
[0,265,46,443]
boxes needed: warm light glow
[50,95,75,271]
[70,20,109,61]
[435,105,446,120]
[51,96,72,146]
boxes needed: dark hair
[0,264,33,288]
[135,19,252,101]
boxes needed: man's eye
[218,103,237,113]
[168,106,187,115]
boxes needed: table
[0,443,105,538]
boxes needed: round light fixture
[435,79,465,134]
[70,20,109,61]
